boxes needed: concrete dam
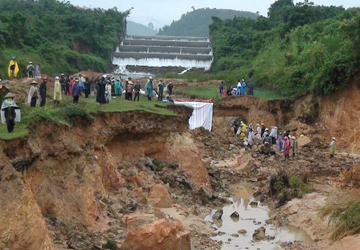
[112,35,214,70]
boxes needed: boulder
[253,227,266,241]
[230,211,239,221]
[148,184,172,208]
[109,203,123,219]
[234,153,254,170]
[297,136,311,147]
[121,218,191,250]
[122,213,157,230]
[212,209,223,220]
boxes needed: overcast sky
[68,0,359,29]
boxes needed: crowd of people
[24,74,176,108]
[219,79,254,96]
[232,120,336,159]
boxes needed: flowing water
[205,182,314,250]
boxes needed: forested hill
[157,8,257,37]
[127,21,157,36]
[209,0,360,97]
[0,0,127,79]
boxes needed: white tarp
[1,109,21,124]
[174,101,213,131]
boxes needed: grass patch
[176,84,222,102]
[176,83,285,102]
[319,201,360,240]
[0,94,177,140]
[253,89,285,100]
[0,122,29,140]
[270,170,313,206]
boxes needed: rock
[249,201,258,208]
[234,153,254,170]
[122,213,157,230]
[230,211,239,220]
[199,186,213,199]
[148,184,172,208]
[109,203,123,219]
[238,229,247,234]
[298,136,311,147]
[212,209,223,220]
[121,218,191,250]
[253,227,266,241]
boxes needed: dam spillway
[112,35,214,70]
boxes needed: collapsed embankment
[0,105,212,250]
[214,82,360,154]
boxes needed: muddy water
[205,183,314,250]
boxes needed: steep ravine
[0,105,212,250]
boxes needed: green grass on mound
[0,122,29,140]
[0,94,176,140]
[176,84,284,102]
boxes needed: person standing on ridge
[240,79,246,95]
[329,137,336,158]
[35,63,41,79]
[65,75,70,96]
[27,80,39,107]
[105,80,112,103]
[236,80,241,95]
[68,76,74,96]
[27,62,34,78]
[8,57,19,79]
[53,76,62,106]
[219,81,223,95]
[72,79,81,104]
[96,75,106,106]
[145,76,154,101]
[84,76,91,98]
[133,80,141,102]
[1,92,19,133]
[226,80,232,96]
[248,79,254,96]
[157,81,164,101]
[60,73,66,94]
[167,81,173,96]
[39,77,47,107]
[115,77,122,97]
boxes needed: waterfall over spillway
[112,35,214,70]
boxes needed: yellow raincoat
[8,59,19,77]
[54,80,62,101]
[240,122,247,137]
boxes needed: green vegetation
[0,95,176,140]
[127,21,157,36]
[0,0,128,79]
[0,122,28,140]
[209,0,360,97]
[319,201,360,240]
[102,240,117,250]
[270,170,313,205]
[158,8,257,37]
[176,84,221,102]
[175,83,284,102]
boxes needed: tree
[148,22,154,30]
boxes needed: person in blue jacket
[240,79,246,95]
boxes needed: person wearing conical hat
[329,137,336,158]
[53,76,62,106]
[1,92,19,133]
[27,80,39,107]
[8,57,19,79]
[27,62,34,78]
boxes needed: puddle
[205,183,314,250]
